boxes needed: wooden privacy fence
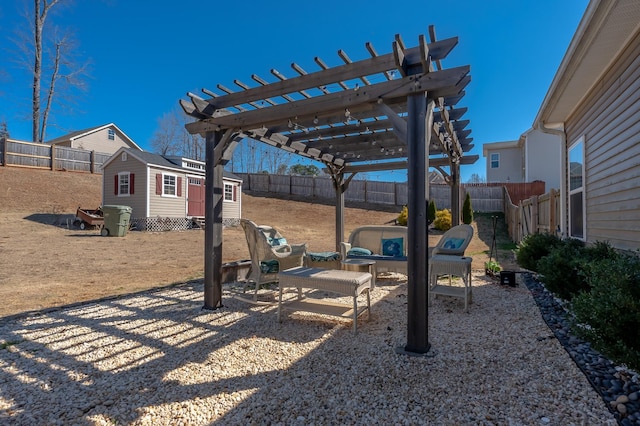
[0,138,110,173]
[504,188,560,243]
[236,173,542,212]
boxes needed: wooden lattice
[130,217,194,232]
[129,217,240,232]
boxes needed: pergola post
[203,130,224,310]
[333,173,346,252]
[451,161,461,225]
[400,93,432,355]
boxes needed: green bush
[433,209,452,231]
[462,193,473,225]
[397,206,408,226]
[537,238,586,300]
[538,240,618,301]
[427,199,437,224]
[515,232,562,272]
[571,252,640,371]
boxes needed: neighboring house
[102,148,242,231]
[482,140,523,183]
[428,170,447,185]
[483,129,561,189]
[534,0,640,251]
[48,123,142,155]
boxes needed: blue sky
[0,0,589,182]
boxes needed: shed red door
[187,178,205,217]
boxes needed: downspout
[535,120,566,237]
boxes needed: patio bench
[340,225,408,275]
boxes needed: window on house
[164,174,177,196]
[568,138,585,239]
[490,153,499,169]
[108,129,115,140]
[115,172,134,196]
[224,183,235,201]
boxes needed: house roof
[481,140,519,157]
[103,148,243,182]
[47,123,143,150]
[535,0,640,127]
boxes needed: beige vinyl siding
[222,181,241,219]
[565,31,640,251]
[486,147,523,183]
[102,154,148,219]
[148,168,187,217]
[73,128,130,154]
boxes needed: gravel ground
[0,272,618,425]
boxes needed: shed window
[490,153,499,169]
[164,174,177,196]
[108,129,115,140]
[155,173,182,197]
[115,172,134,196]
[224,183,236,201]
[568,138,585,239]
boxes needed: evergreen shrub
[515,232,562,272]
[571,251,640,371]
[462,193,473,225]
[427,200,437,224]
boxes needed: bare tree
[152,107,204,160]
[467,173,486,184]
[0,120,9,140]
[15,0,89,142]
[151,110,181,156]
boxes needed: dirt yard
[0,166,516,318]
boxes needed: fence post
[532,195,539,234]
[90,150,95,173]
[50,144,55,170]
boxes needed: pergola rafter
[181,25,475,355]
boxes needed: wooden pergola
[181,25,475,354]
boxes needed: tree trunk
[40,42,61,143]
[32,0,43,142]
[31,0,61,143]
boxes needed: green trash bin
[101,205,132,237]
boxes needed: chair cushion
[260,259,280,273]
[308,251,341,262]
[347,247,373,256]
[442,237,465,249]
[382,237,404,257]
[267,237,288,247]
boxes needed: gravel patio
[0,272,618,425]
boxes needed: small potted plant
[485,260,501,277]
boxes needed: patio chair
[239,219,307,303]
[429,224,474,257]
[428,224,475,311]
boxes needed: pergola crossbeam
[185,66,469,130]
[182,37,459,113]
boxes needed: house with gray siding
[534,0,640,251]
[102,148,242,231]
[48,123,142,155]
[483,128,561,190]
[482,140,523,183]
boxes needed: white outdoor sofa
[339,225,408,275]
